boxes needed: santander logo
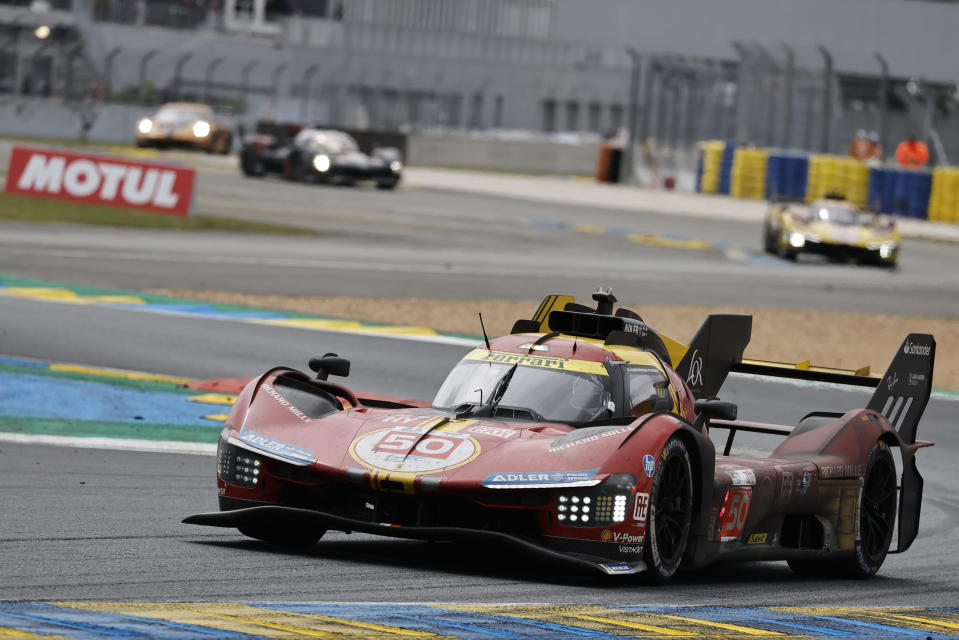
[5,146,195,216]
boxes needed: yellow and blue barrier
[696,141,956,223]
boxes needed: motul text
[4,145,195,216]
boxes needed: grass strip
[0,191,316,235]
[0,415,221,442]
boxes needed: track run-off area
[3,150,959,639]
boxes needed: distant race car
[239,128,402,189]
[763,197,900,266]
[135,102,233,154]
[185,289,935,583]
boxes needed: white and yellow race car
[763,197,900,266]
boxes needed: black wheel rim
[861,453,897,559]
[654,453,692,564]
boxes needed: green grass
[0,191,317,234]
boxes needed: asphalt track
[2,296,959,613]
[4,155,959,635]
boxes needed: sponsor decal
[609,531,643,544]
[622,322,648,337]
[599,562,634,574]
[780,471,793,500]
[259,383,312,424]
[517,342,550,352]
[481,469,599,487]
[820,464,864,479]
[642,454,656,477]
[619,544,643,554]
[467,424,517,439]
[727,469,757,486]
[908,372,926,387]
[886,372,899,391]
[748,532,768,544]
[462,349,608,375]
[685,349,704,388]
[601,529,613,542]
[798,470,812,500]
[351,425,480,474]
[718,488,751,541]
[5,145,195,216]
[547,425,636,452]
[236,427,314,465]
[903,340,932,357]
[632,492,650,525]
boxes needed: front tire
[643,436,694,584]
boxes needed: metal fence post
[874,50,889,162]
[621,47,641,184]
[300,63,319,122]
[781,43,795,148]
[104,46,120,100]
[138,49,158,104]
[817,45,833,153]
[174,52,192,100]
[205,56,224,103]
[240,60,257,113]
[272,62,287,109]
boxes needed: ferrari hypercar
[239,128,402,189]
[763,196,900,266]
[135,102,233,154]
[185,289,935,583]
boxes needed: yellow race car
[135,102,232,154]
[763,197,900,266]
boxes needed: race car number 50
[351,427,481,473]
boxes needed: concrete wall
[407,133,599,175]
[0,99,145,143]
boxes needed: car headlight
[389,160,403,173]
[879,243,897,258]
[788,231,806,248]
[555,473,635,527]
[137,118,153,134]
[217,430,261,489]
[193,120,211,138]
[313,154,331,172]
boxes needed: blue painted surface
[0,371,225,426]
[718,140,745,195]
[766,152,809,201]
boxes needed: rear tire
[643,436,694,585]
[238,524,324,548]
[788,441,897,579]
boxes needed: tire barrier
[929,168,959,223]
[696,140,724,194]
[695,141,952,223]
[730,147,768,199]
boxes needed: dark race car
[240,128,402,189]
[185,289,935,583]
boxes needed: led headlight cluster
[217,437,262,489]
[554,473,635,527]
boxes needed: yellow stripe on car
[462,349,608,375]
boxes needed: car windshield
[298,131,359,153]
[155,105,208,123]
[432,360,611,424]
[811,204,860,225]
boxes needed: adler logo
[903,340,931,357]
[5,146,195,216]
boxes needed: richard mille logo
[686,350,704,387]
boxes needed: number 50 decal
[351,427,481,473]
[718,488,752,541]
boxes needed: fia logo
[686,349,704,388]
[642,454,656,477]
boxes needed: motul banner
[4,145,196,217]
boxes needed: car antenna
[479,313,491,351]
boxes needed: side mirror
[693,399,738,431]
[308,353,351,381]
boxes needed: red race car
[185,289,935,583]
